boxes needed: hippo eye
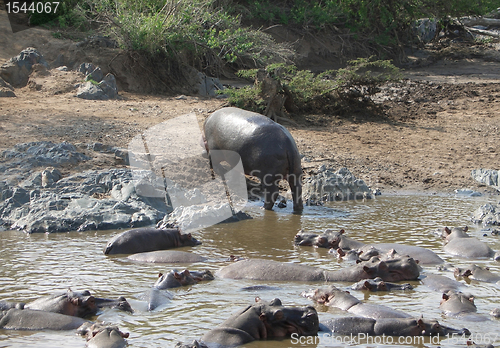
[82,290,91,296]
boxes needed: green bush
[224,57,402,114]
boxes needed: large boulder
[302,166,372,204]
[471,203,500,226]
[0,47,49,87]
[471,169,500,191]
[76,63,119,100]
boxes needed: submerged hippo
[148,269,214,311]
[322,316,470,336]
[201,298,318,346]
[421,274,466,293]
[127,250,208,263]
[455,264,500,283]
[350,277,413,292]
[440,290,477,316]
[0,300,24,310]
[77,322,129,348]
[0,308,89,330]
[25,289,97,318]
[216,256,420,283]
[203,107,303,212]
[94,296,133,313]
[440,226,495,258]
[302,285,410,319]
[296,229,444,265]
[104,227,201,255]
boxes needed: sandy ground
[1,11,499,196]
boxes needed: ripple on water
[1,193,500,347]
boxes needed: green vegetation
[224,58,402,114]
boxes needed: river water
[1,193,500,348]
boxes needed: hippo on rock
[301,285,411,319]
[0,308,90,330]
[201,298,319,347]
[296,229,444,265]
[148,269,214,311]
[440,226,495,258]
[322,316,470,337]
[25,289,97,318]
[203,107,303,212]
[216,256,420,283]
[104,227,201,255]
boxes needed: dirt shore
[1,11,499,196]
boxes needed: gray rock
[76,81,109,100]
[98,73,118,98]
[455,188,482,196]
[85,66,104,83]
[0,77,15,97]
[471,203,500,226]
[0,47,49,87]
[195,71,223,97]
[303,166,372,203]
[413,18,438,43]
[471,169,500,190]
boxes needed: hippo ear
[337,248,346,257]
[363,281,373,291]
[187,233,192,239]
[442,293,449,300]
[417,318,425,329]
[444,227,451,235]
[174,272,182,280]
[339,229,345,235]
[158,273,163,278]
[269,298,282,306]
[255,297,261,303]
[464,226,468,232]
[122,332,130,338]
[182,269,191,276]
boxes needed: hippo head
[77,322,129,342]
[362,255,420,282]
[410,317,470,336]
[256,298,319,338]
[441,226,468,242]
[155,270,197,289]
[327,229,345,249]
[178,231,202,246]
[300,286,359,311]
[68,290,98,318]
[294,230,319,247]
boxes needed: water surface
[1,193,500,347]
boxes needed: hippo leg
[288,172,303,212]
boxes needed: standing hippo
[104,227,201,255]
[440,226,495,258]
[201,298,318,346]
[25,289,97,318]
[203,107,303,212]
[216,256,420,282]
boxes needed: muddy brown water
[1,193,500,348]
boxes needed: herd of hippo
[2,107,500,347]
